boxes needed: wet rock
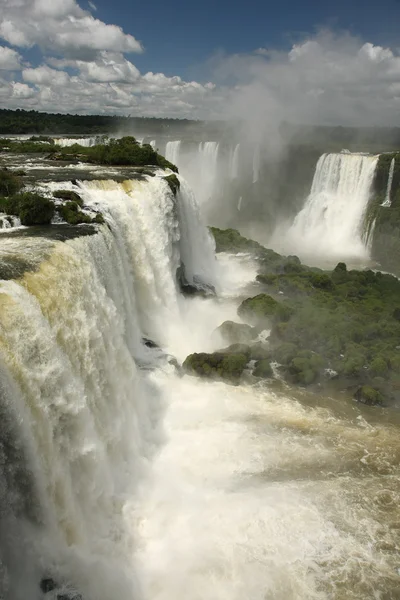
[40,578,57,593]
[354,385,384,406]
[142,337,160,349]
[176,263,216,297]
[183,345,249,384]
[215,320,255,345]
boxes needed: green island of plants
[0,135,178,173]
[183,227,400,406]
[0,170,105,226]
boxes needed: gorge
[0,133,400,600]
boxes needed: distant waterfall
[229,144,240,179]
[252,146,260,183]
[53,137,99,147]
[165,141,181,167]
[381,158,395,207]
[149,140,156,149]
[286,152,379,259]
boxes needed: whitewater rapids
[0,172,399,600]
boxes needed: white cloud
[1,17,400,124]
[211,31,400,133]
[0,45,23,70]
[22,64,70,86]
[0,0,142,59]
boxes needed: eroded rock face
[176,263,216,298]
[40,577,82,600]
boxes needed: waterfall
[229,144,240,179]
[149,140,156,149]
[175,177,216,288]
[0,172,216,599]
[381,157,395,207]
[285,152,379,259]
[252,146,260,183]
[165,141,181,167]
[53,137,99,148]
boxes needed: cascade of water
[229,144,240,179]
[165,141,181,167]
[150,140,156,149]
[0,170,218,598]
[252,146,260,183]
[195,141,220,205]
[381,157,395,207]
[175,177,216,289]
[53,137,99,148]
[285,152,379,259]
[0,228,160,600]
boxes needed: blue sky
[1,0,400,123]
[93,0,400,78]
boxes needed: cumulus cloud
[0,45,23,70]
[0,0,142,59]
[1,10,400,124]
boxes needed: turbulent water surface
[0,157,399,600]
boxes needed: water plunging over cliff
[381,157,395,207]
[53,137,100,148]
[282,152,379,260]
[229,144,240,180]
[165,141,181,168]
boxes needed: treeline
[0,108,204,135]
[280,121,400,153]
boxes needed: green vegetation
[183,345,250,384]
[0,108,203,135]
[53,190,83,206]
[50,137,178,172]
[0,172,104,227]
[210,227,265,253]
[206,228,400,405]
[0,192,55,225]
[164,174,180,195]
[215,320,255,345]
[253,359,273,378]
[1,136,178,172]
[0,169,23,196]
[57,201,93,225]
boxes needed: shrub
[0,169,22,196]
[238,294,280,323]
[57,202,92,225]
[17,193,55,225]
[53,190,83,206]
[253,359,273,378]
[288,350,325,385]
[369,357,388,376]
[164,174,180,195]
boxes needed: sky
[1,0,400,125]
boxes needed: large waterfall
[165,141,181,167]
[0,173,217,600]
[283,152,379,260]
[1,159,400,600]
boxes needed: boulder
[354,385,384,406]
[253,359,273,378]
[215,320,255,345]
[183,348,249,384]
